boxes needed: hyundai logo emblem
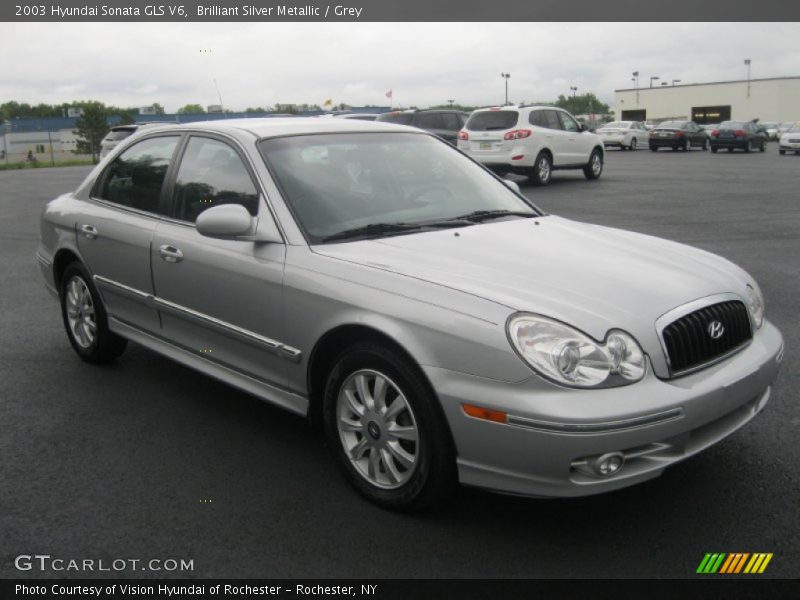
[708,320,725,340]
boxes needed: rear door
[79,134,181,333]
[150,134,289,388]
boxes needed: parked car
[376,109,469,144]
[36,118,783,510]
[778,122,800,155]
[700,123,719,141]
[709,121,767,153]
[99,124,144,158]
[595,121,649,151]
[759,121,780,141]
[335,113,380,121]
[649,121,708,151]
[457,105,604,185]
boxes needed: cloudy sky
[2,22,798,111]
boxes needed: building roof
[615,75,800,93]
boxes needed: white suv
[457,105,604,185]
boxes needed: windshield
[259,132,539,243]
[719,121,746,129]
[376,112,414,125]
[466,111,519,131]
[602,122,631,129]
[656,121,685,129]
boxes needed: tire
[711,146,718,153]
[702,139,708,150]
[529,151,553,186]
[779,149,786,155]
[583,148,603,180]
[745,140,753,153]
[683,139,692,152]
[629,138,638,151]
[728,147,734,153]
[323,342,456,511]
[650,146,658,152]
[60,262,127,363]
[760,142,766,152]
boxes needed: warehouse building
[614,76,800,124]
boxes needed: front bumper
[425,320,783,497]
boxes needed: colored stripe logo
[697,553,773,574]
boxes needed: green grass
[0,159,95,171]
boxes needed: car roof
[137,117,421,139]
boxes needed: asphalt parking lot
[1,147,798,579]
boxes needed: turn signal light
[458,130,469,140]
[711,129,719,137]
[735,129,746,137]
[504,129,532,140]
[462,404,507,424]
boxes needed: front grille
[662,300,752,375]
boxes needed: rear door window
[529,110,548,128]
[441,113,461,130]
[96,135,179,214]
[544,110,563,130]
[466,111,519,131]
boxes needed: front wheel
[629,138,638,151]
[583,148,603,180]
[529,152,553,186]
[684,139,692,152]
[323,343,456,511]
[60,262,127,363]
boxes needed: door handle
[80,224,98,240]
[158,245,184,263]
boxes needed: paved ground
[1,148,798,579]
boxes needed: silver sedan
[37,118,784,510]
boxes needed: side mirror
[503,179,521,194]
[578,124,587,132]
[196,204,254,239]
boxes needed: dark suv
[376,109,470,144]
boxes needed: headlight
[746,284,764,329]
[507,314,646,388]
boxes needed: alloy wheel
[336,369,419,489]
[65,275,97,349]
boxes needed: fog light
[590,452,625,477]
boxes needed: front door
[150,135,289,388]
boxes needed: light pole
[744,59,751,98]
[500,73,510,105]
[632,71,639,104]
[570,86,578,98]
[447,99,454,107]
[649,76,660,88]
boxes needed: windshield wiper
[447,209,538,223]
[321,222,423,242]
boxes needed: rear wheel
[60,262,127,363]
[583,148,603,180]
[323,343,456,511]
[529,151,553,186]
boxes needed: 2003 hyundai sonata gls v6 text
[37,118,784,510]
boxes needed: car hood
[313,216,752,371]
